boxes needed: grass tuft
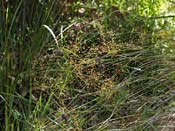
[0,0,175,130]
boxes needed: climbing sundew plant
[0,0,175,130]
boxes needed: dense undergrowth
[0,0,175,131]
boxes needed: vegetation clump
[0,0,175,130]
